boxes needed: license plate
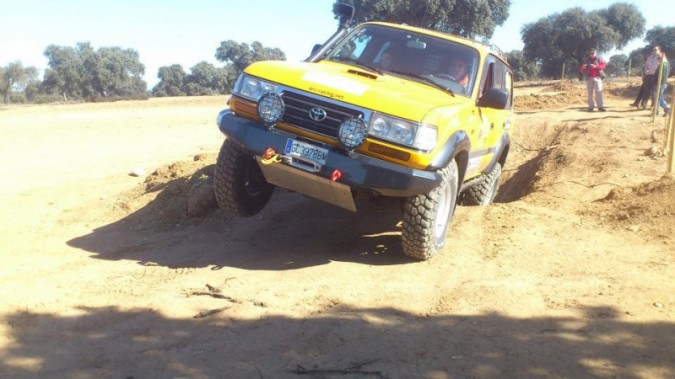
[284,139,328,166]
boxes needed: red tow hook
[263,147,276,160]
[331,169,342,182]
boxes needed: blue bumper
[217,110,441,197]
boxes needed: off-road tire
[214,139,274,217]
[462,163,502,206]
[402,160,458,261]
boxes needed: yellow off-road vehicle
[214,6,514,260]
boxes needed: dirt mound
[111,153,218,230]
[515,81,638,110]
[590,176,675,239]
[515,82,586,109]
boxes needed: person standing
[580,48,607,112]
[630,53,649,108]
[634,45,661,110]
[657,51,671,117]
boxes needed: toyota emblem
[309,107,328,122]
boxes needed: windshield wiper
[330,56,383,75]
[389,70,455,97]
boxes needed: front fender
[428,130,470,167]
[427,130,471,187]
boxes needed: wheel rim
[434,182,453,241]
[243,161,266,197]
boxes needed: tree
[215,40,285,75]
[333,0,511,39]
[505,50,539,81]
[95,46,146,96]
[153,65,187,97]
[214,40,285,92]
[78,42,102,98]
[42,45,85,101]
[43,43,147,101]
[599,3,647,49]
[522,3,645,79]
[644,26,675,61]
[184,62,229,96]
[0,61,38,104]
[607,54,629,77]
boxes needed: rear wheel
[462,163,502,206]
[402,160,459,261]
[213,139,274,217]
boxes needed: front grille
[280,91,363,138]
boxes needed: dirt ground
[1,81,674,379]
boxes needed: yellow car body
[215,21,515,260]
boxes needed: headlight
[368,113,437,151]
[233,74,278,101]
[338,117,367,150]
[257,93,285,127]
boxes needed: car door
[471,55,513,176]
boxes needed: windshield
[325,24,480,97]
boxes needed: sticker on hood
[302,71,367,96]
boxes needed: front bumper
[217,109,441,198]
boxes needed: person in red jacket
[580,48,607,112]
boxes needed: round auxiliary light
[257,93,285,126]
[337,117,367,150]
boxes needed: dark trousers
[633,79,645,104]
[637,74,657,105]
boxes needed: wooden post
[667,88,675,175]
[652,59,664,123]
[560,62,565,89]
[627,58,632,83]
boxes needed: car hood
[244,60,471,122]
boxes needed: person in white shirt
[633,45,661,109]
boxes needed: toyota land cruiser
[214,6,514,260]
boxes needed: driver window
[482,62,494,97]
[480,59,513,108]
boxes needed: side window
[480,56,513,109]
[481,61,494,97]
[335,34,372,60]
[493,63,505,90]
[504,67,513,109]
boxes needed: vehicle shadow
[2,305,673,378]
[68,185,414,270]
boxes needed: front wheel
[402,160,459,261]
[213,139,274,217]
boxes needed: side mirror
[478,88,509,109]
[306,2,354,62]
[333,3,355,28]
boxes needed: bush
[9,93,27,104]
[87,93,150,103]
[33,95,66,104]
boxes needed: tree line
[0,39,285,104]
[152,41,284,97]
[1,1,673,104]
[517,3,674,80]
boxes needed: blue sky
[1,0,672,87]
